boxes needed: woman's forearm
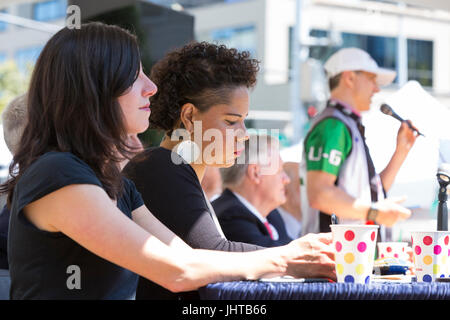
[170,247,288,292]
[37,184,286,294]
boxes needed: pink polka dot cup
[377,242,409,260]
[331,224,379,284]
[410,231,450,282]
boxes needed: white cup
[410,231,450,282]
[331,224,379,284]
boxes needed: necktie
[264,221,274,240]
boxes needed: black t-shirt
[123,147,262,300]
[124,147,261,252]
[8,152,144,299]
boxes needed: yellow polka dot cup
[330,224,379,284]
[410,231,450,282]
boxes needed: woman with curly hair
[123,42,336,300]
[0,23,331,300]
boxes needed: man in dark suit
[212,135,293,247]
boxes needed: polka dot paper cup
[377,242,409,260]
[331,224,379,284]
[410,231,450,282]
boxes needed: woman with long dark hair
[0,22,325,299]
[123,42,336,300]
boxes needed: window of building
[15,46,42,72]
[308,29,397,75]
[307,29,433,87]
[197,24,256,57]
[407,39,433,87]
[0,9,8,32]
[33,0,67,22]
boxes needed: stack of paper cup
[331,224,379,284]
[410,231,450,282]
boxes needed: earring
[175,139,201,164]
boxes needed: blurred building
[1,0,449,139]
[187,0,450,140]
[0,0,66,71]
[0,0,197,71]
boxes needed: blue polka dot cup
[330,224,379,284]
[410,231,450,282]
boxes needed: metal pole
[397,2,408,86]
[289,0,307,144]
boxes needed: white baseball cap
[324,47,396,86]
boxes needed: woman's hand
[283,233,336,281]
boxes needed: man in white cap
[301,47,418,236]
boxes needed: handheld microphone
[380,103,425,137]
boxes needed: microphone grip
[390,112,404,123]
[395,115,422,135]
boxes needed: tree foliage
[0,60,30,118]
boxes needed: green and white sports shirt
[304,118,352,176]
[300,104,385,235]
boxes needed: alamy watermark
[170,121,281,175]
[66,265,81,290]
[66,5,81,30]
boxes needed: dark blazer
[212,189,292,247]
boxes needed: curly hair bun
[149,41,260,133]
